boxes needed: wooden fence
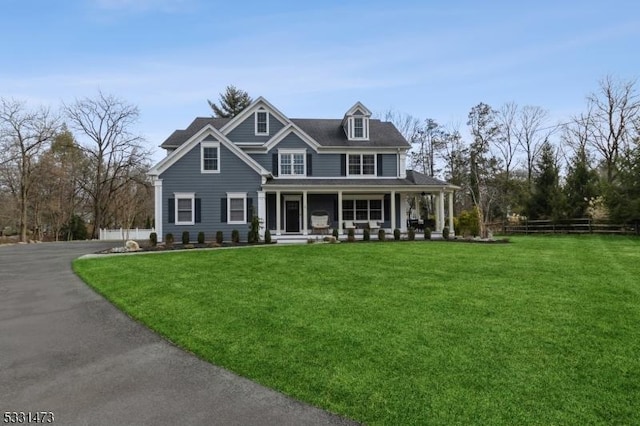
[490,218,640,235]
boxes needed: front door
[285,200,300,232]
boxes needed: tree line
[0,92,152,242]
[387,76,640,237]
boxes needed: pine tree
[528,141,565,220]
[208,85,252,118]
[564,146,599,218]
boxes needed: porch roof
[262,170,459,191]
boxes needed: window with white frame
[342,198,383,222]
[227,192,247,224]
[255,110,269,135]
[201,142,220,173]
[279,150,306,176]
[175,192,195,225]
[347,116,369,140]
[348,154,376,176]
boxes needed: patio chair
[343,220,356,232]
[311,212,330,234]
[368,220,380,232]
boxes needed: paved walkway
[0,242,356,425]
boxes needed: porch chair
[343,220,356,233]
[368,220,381,232]
[311,212,330,234]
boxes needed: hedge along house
[148,97,459,242]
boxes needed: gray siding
[226,113,285,144]
[311,154,342,176]
[160,142,262,242]
[381,154,398,177]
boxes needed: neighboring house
[148,97,458,242]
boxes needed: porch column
[153,178,163,242]
[438,190,445,231]
[399,193,407,232]
[275,190,281,236]
[302,190,308,235]
[257,191,266,238]
[390,190,396,231]
[448,192,454,235]
[338,190,343,235]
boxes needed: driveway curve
[0,242,356,425]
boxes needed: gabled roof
[292,119,409,148]
[344,101,372,117]
[160,117,230,149]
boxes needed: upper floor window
[348,154,375,176]
[201,142,220,173]
[255,110,269,135]
[280,150,306,176]
[347,116,369,140]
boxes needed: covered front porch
[257,184,456,239]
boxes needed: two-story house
[148,97,457,242]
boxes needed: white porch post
[438,190,445,231]
[400,193,407,232]
[338,190,343,235]
[153,178,163,242]
[275,190,281,236]
[257,191,266,238]
[390,190,396,231]
[302,190,308,235]
[448,192,455,235]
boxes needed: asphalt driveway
[0,242,356,425]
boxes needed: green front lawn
[73,236,640,425]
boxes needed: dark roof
[291,119,410,148]
[160,117,231,148]
[159,116,410,149]
[264,170,451,188]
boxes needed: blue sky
[1,0,638,162]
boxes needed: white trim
[344,101,372,117]
[264,124,320,152]
[348,116,369,141]
[220,97,291,135]
[148,124,269,177]
[255,109,269,136]
[347,153,377,177]
[341,197,384,223]
[154,179,163,242]
[278,148,307,177]
[227,192,247,225]
[283,195,302,233]
[174,192,195,225]
[200,141,220,173]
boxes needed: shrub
[347,228,355,242]
[165,233,174,246]
[363,228,370,241]
[378,229,386,241]
[182,231,190,245]
[248,214,261,243]
[408,228,415,241]
[332,228,339,238]
[443,226,450,240]
[231,229,240,243]
[393,228,401,241]
[264,229,272,244]
[216,231,223,244]
[197,231,205,244]
[248,230,257,244]
[149,232,157,247]
[457,208,480,237]
[424,227,432,240]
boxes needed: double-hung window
[227,192,247,224]
[347,154,375,176]
[342,198,383,222]
[353,117,364,138]
[255,110,269,135]
[201,142,220,173]
[174,192,195,225]
[279,150,306,176]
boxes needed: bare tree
[586,76,640,183]
[0,99,59,242]
[64,92,150,239]
[516,105,551,189]
[494,102,520,181]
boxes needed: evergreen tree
[528,141,565,220]
[604,146,640,223]
[208,85,252,118]
[564,146,599,218]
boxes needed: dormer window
[343,102,371,141]
[255,110,269,135]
